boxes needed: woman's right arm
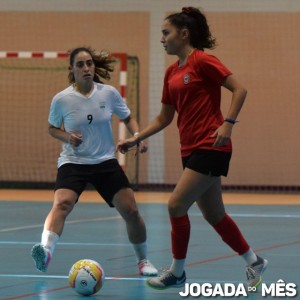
[48,124,82,147]
[117,103,175,153]
[138,103,175,141]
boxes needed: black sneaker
[147,270,186,290]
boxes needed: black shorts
[182,149,232,177]
[55,159,131,207]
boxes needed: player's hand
[138,140,148,153]
[211,123,233,147]
[68,132,83,147]
[116,137,138,154]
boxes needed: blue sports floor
[0,191,299,300]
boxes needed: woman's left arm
[122,115,140,136]
[212,75,247,147]
[222,74,247,121]
[121,115,148,153]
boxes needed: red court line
[2,285,70,300]
[186,239,300,267]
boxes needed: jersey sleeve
[48,95,63,128]
[161,65,174,105]
[197,54,232,85]
[111,87,131,120]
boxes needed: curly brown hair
[166,7,216,50]
[68,46,115,84]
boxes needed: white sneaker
[138,259,158,276]
[31,244,51,272]
[246,256,268,288]
[147,270,186,289]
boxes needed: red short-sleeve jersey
[162,50,232,157]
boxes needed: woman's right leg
[147,168,218,289]
[44,188,78,235]
[167,168,219,277]
[31,188,78,272]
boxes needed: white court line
[0,274,146,281]
[190,213,300,218]
[0,241,131,247]
[0,215,121,233]
[0,274,246,284]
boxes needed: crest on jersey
[99,101,106,109]
[183,73,190,84]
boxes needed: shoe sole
[139,270,158,277]
[31,245,47,272]
[139,271,158,277]
[146,279,186,290]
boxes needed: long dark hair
[165,7,216,50]
[68,46,115,84]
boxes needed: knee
[168,201,186,218]
[123,207,140,223]
[203,211,225,226]
[53,197,75,214]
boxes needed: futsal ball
[68,259,105,296]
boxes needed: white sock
[170,258,185,277]
[132,241,147,262]
[242,248,257,266]
[41,230,59,256]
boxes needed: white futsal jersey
[48,82,130,168]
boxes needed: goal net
[0,51,139,188]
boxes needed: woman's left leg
[112,188,146,244]
[196,177,251,254]
[196,178,268,288]
[112,188,157,276]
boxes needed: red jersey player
[117,7,268,290]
